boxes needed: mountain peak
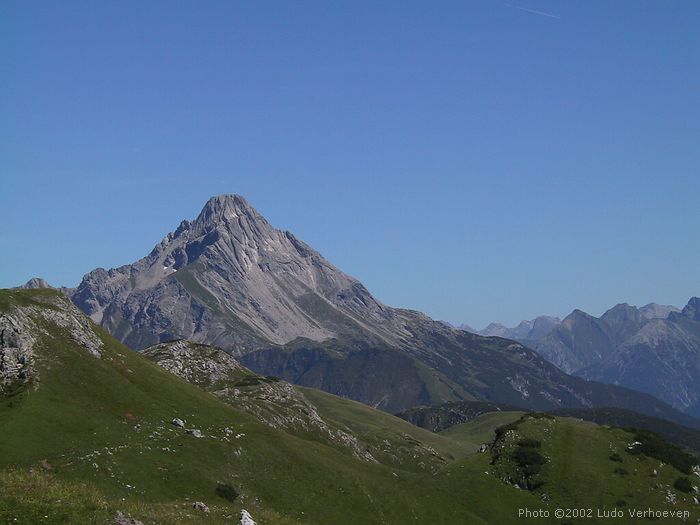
[681,297,700,322]
[196,194,261,226]
[71,194,395,348]
[17,277,53,290]
[567,309,593,320]
[601,303,640,323]
[639,303,680,320]
[204,193,252,211]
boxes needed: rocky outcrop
[0,309,36,392]
[192,501,209,512]
[144,340,245,385]
[1,291,104,393]
[113,511,144,525]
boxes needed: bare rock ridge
[67,195,700,423]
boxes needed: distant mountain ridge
[466,300,700,418]
[469,316,561,342]
[57,194,698,420]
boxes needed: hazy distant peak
[476,316,560,341]
[681,297,700,322]
[479,322,509,337]
[563,309,595,324]
[455,323,475,333]
[639,303,680,320]
[601,303,641,324]
[17,277,53,289]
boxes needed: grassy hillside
[300,387,472,465]
[440,412,524,453]
[400,400,700,453]
[1,289,698,524]
[551,407,700,453]
[489,414,700,522]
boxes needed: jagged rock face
[71,195,403,352]
[0,309,36,392]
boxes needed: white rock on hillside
[240,509,257,525]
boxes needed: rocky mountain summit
[66,195,699,422]
[71,195,405,353]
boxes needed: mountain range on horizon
[461,303,681,339]
[462,300,700,418]
[13,194,700,427]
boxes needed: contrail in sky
[515,5,561,19]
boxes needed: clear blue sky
[1,1,699,328]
